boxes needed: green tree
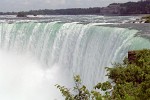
[17,12,27,17]
[56,75,112,100]
[56,49,150,100]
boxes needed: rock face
[128,51,136,64]
[17,12,27,17]
[141,15,150,23]
[131,15,150,23]
[101,3,121,15]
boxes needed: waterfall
[0,21,150,100]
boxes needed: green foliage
[56,75,112,100]
[107,49,150,100]
[56,49,150,100]
[55,75,91,100]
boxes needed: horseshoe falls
[0,18,150,100]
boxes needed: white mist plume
[0,50,72,100]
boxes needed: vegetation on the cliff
[56,49,150,100]
[120,1,150,15]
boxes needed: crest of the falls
[0,21,150,100]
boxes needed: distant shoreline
[0,1,150,16]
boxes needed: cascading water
[0,21,150,100]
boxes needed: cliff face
[100,1,150,15]
[142,15,150,23]
[120,1,150,15]
[128,51,136,64]
[101,4,121,15]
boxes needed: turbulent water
[0,15,150,100]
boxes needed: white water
[0,21,150,100]
[0,50,73,100]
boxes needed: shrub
[56,49,150,100]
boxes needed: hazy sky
[0,0,139,12]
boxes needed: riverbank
[141,15,150,23]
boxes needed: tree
[107,49,150,100]
[17,12,27,17]
[56,75,112,100]
[56,49,150,100]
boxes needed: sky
[0,0,139,12]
